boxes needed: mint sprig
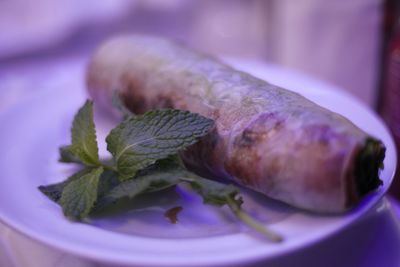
[106,109,214,180]
[65,101,100,166]
[39,100,282,242]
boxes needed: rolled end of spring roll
[86,35,385,213]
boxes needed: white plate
[0,58,396,267]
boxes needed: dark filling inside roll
[354,138,386,196]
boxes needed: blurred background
[0,0,386,105]
[1,1,400,266]
[0,0,399,195]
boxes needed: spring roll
[86,35,385,213]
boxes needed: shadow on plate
[89,184,297,239]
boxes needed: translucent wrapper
[87,35,385,213]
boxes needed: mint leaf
[59,145,83,164]
[96,170,121,198]
[95,158,184,209]
[59,167,103,220]
[182,175,242,207]
[39,169,117,203]
[95,156,240,210]
[39,181,66,202]
[106,109,214,180]
[39,169,92,202]
[69,101,100,166]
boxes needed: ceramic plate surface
[0,57,396,266]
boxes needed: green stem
[226,196,283,243]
